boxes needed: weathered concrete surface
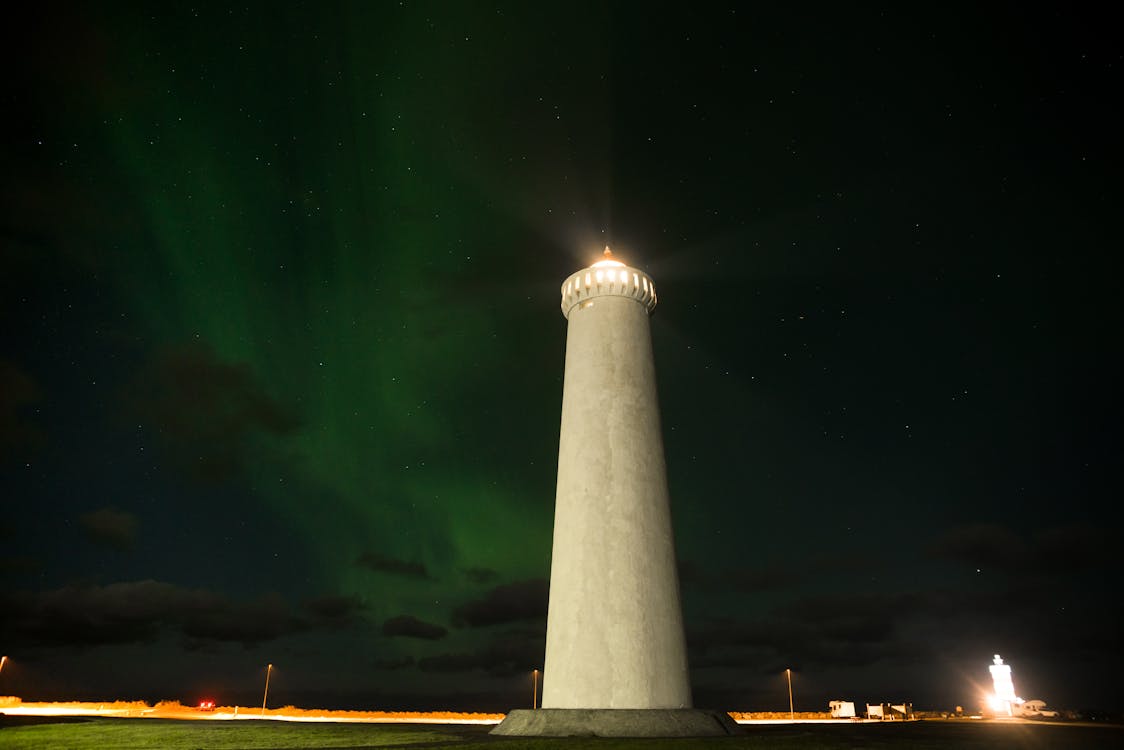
[542,257,691,711]
[491,708,742,737]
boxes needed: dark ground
[1,717,1123,749]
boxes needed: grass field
[1,717,1121,750]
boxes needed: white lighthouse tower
[493,249,738,737]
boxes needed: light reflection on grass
[0,717,453,750]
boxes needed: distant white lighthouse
[493,248,737,737]
[988,654,1022,716]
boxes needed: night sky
[2,2,1121,714]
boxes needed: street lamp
[532,669,539,709]
[0,655,7,675]
[261,663,273,717]
[786,668,794,720]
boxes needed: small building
[867,702,913,720]
[1017,699,1059,718]
[829,700,856,718]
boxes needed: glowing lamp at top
[559,247,657,318]
[591,246,625,268]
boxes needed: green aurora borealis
[3,2,1122,711]
[37,3,581,584]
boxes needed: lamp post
[532,669,539,709]
[261,663,273,717]
[786,668,794,720]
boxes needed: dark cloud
[689,591,933,674]
[461,566,499,584]
[417,652,483,673]
[124,343,300,482]
[1032,524,1114,572]
[0,580,365,648]
[355,552,433,580]
[180,591,292,644]
[928,523,1027,572]
[79,507,138,550]
[373,656,415,671]
[687,577,1124,682]
[451,579,548,628]
[929,523,1115,576]
[0,360,45,464]
[677,559,706,586]
[302,594,366,626]
[382,615,448,640]
[724,566,800,594]
[687,618,783,657]
[0,554,40,574]
[418,628,544,677]
[780,592,917,632]
[681,551,877,595]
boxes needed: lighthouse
[493,249,738,737]
[988,654,1023,716]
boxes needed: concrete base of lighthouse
[490,708,741,737]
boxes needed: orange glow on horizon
[0,697,503,724]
